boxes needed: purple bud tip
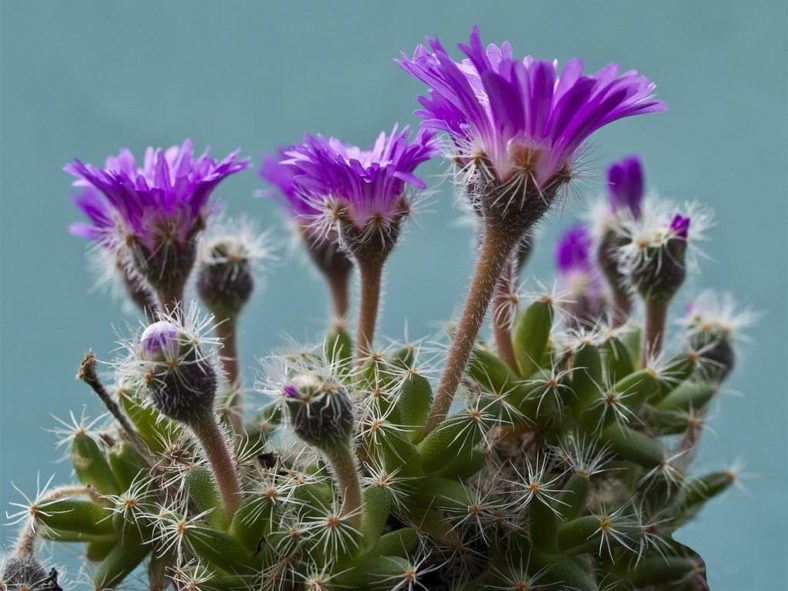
[283,385,299,399]
[670,214,691,240]
[141,320,180,359]
[555,223,594,274]
[607,155,644,218]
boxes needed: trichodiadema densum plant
[3,26,756,591]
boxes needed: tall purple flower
[555,223,604,325]
[398,25,666,221]
[399,27,665,432]
[66,140,249,309]
[273,125,437,358]
[607,155,644,217]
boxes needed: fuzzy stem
[215,316,243,434]
[191,416,241,520]
[492,260,519,373]
[77,351,149,461]
[425,222,521,434]
[325,443,363,529]
[355,256,385,362]
[327,268,351,322]
[642,299,669,368]
[610,285,633,328]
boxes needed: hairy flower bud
[284,373,353,450]
[139,319,218,425]
[628,214,691,304]
[196,238,255,318]
[1,555,62,591]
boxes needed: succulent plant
[2,25,752,591]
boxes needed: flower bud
[196,238,255,318]
[629,214,690,304]
[1,555,62,591]
[139,319,218,425]
[284,373,353,450]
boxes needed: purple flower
[670,214,691,240]
[607,155,644,217]
[282,125,438,240]
[259,147,323,223]
[555,222,604,323]
[398,26,666,190]
[65,140,249,252]
[555,222,594,274]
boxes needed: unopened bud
[139,320,218,425]
[196,238,255,318]
[284,373,353,450]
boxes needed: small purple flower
[283,385,299,399]
[556,223,595,274]
[607,156,644,217]
[141,320,180,360]
[398,26,666,191]
[66,140,249,252]
[555,223,604,324]
[282,125,438,247]
[670,214,691,240]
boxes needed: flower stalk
[426,220,521,433]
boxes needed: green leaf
[71,433,120,495]
[185,465,229,530]
[513,299,553,377]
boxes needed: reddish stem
[425,222,520,434]
[355,256,384,362]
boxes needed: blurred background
[1,1,786,588]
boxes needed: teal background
[1,1,786,588]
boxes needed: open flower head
[282,125,437,257]
[398,25,666,223]
[66,140,249,293]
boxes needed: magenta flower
[555,223,604,324]
[556,223,594,274]
[607,155,644,217]
[66,140,249,305]
[398,26,666,191]
[66,139,249,252]
[283,125,438,248]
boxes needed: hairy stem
[215,316,243,433]
[355,256,385,362]
[325,443,363,529]
[192,416,241,520]
[425,222,521,434]
[610,285,633,328]
[492,260,519,373]
[642,299,669,368]
[327,268,351,322]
